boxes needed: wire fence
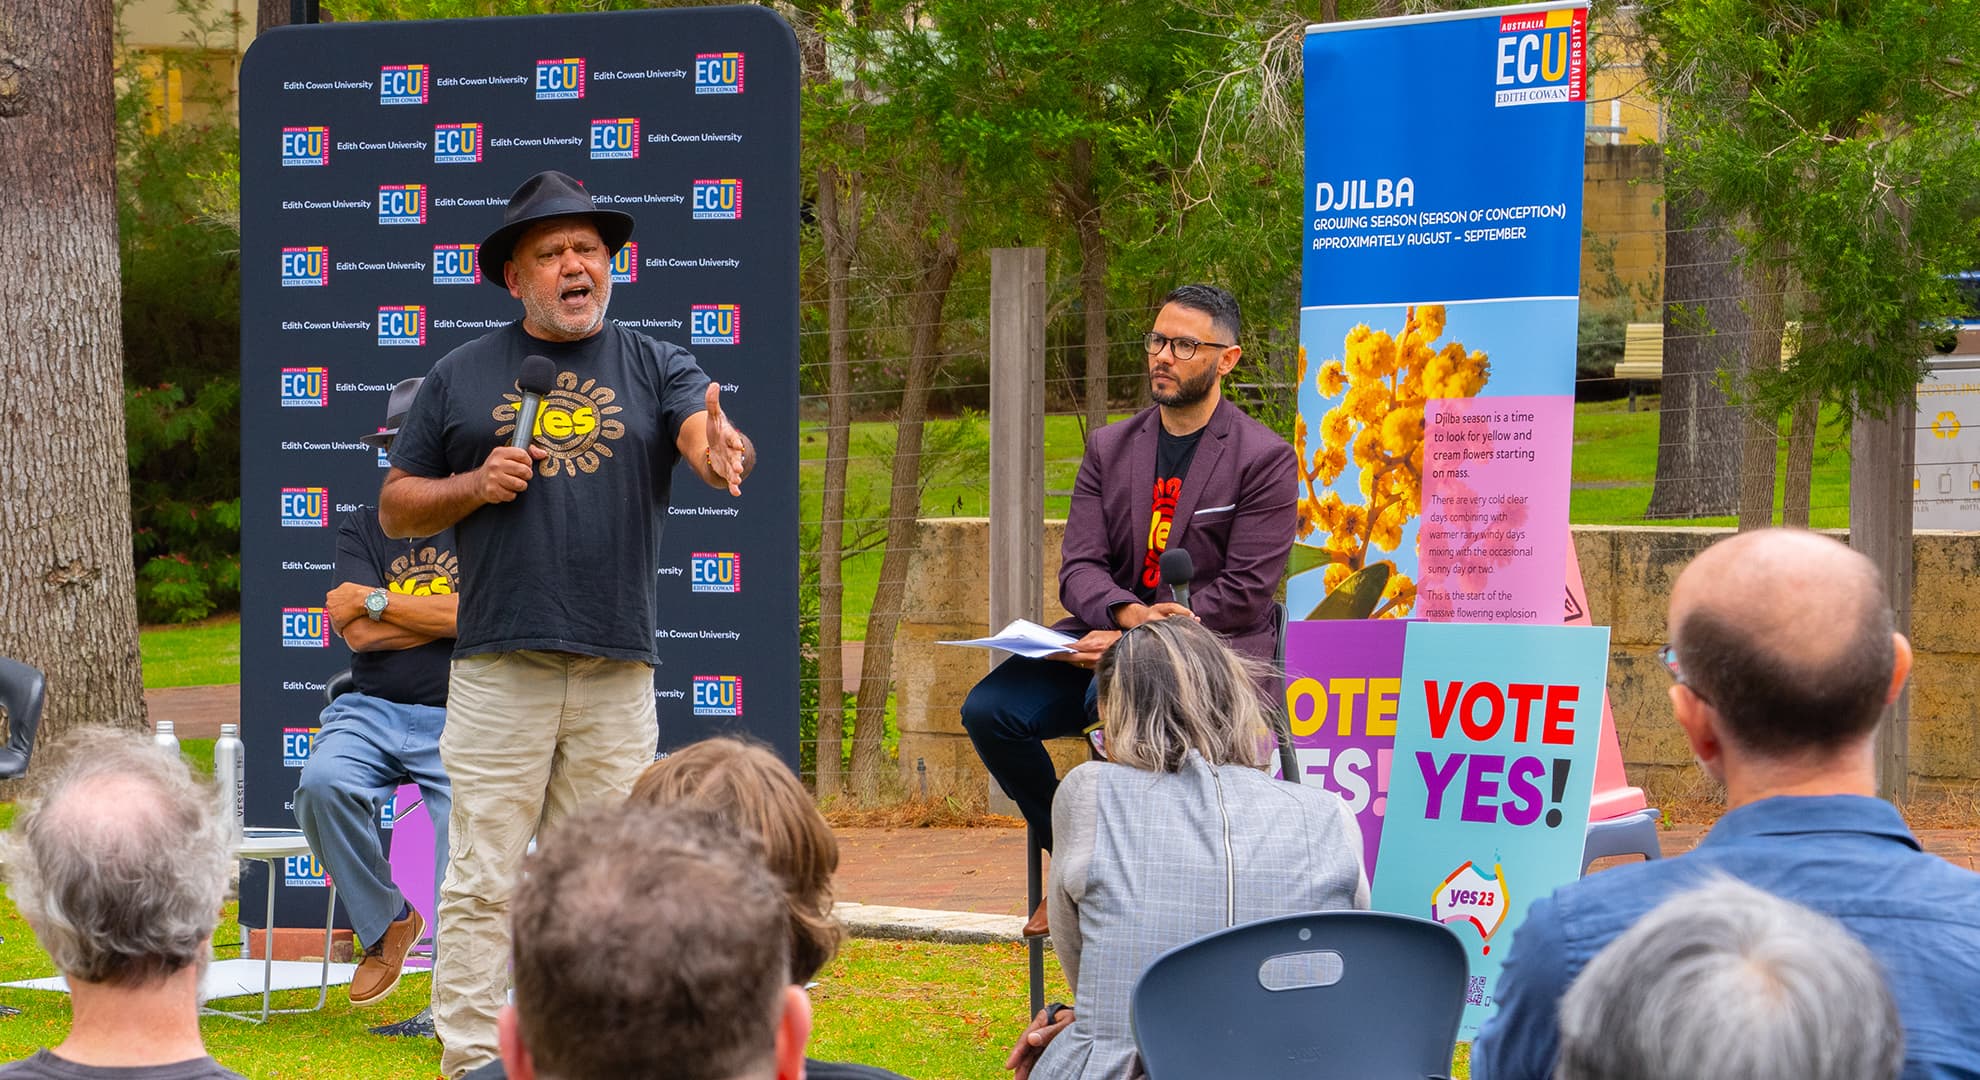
[790,224,1979,806]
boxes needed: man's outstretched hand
[704,382,751,497]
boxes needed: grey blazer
[1035,754,1370,1080]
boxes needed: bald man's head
[1669,529,1897,757]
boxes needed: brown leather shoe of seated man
[1022,899,1049,938]
[350,907,424,1006]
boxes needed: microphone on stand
[1159,548,1195,611]
[512,355,556,449]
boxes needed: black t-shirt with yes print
[390,321,713,663]
[336,507,457,707]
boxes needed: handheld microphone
[512,355,556,449]
[1159,548,1195,611]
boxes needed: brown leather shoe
[350,908,423,1006]
[1022,899,1049,938]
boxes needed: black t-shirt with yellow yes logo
[390,321,713,663]
[336,506,457,707]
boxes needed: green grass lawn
[1569,396,1852,527]
[141,617,240,689]
[0,917,1072,1079]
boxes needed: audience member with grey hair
[1473,529,1980,1080]
[1556,878,1902,1080]
[1009,617,1366,1080]
[0,727,242,1079]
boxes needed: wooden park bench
[1614,322,1664,412]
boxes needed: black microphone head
[518,355,556,396]
[1159,547,1194,589]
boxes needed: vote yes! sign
[1372,620,1609,1038]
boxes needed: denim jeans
[292,691,451,947]
[959,656,1099,852]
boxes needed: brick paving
[145,684,237,740]
[835,821,1980,916]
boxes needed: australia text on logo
[535,57,586,100]
[284,853,330,887]
[434,122,483,164]
[378,305,427,347]
[280,367,329,407]
[379,183,428,225]
[689,551,740,593]
[281,126,329,166]
[689,303,740,345]
[280,246,328,287]
[433,243,480,285]
[282,727,319,768]
[279,487,329,528]
[589,117,639,160]
[1493,8,1586,108]
[694,52,743,94]
[691,179,742,220]
[610,241,638,284]
[380,63,429,106]
[281,607,331,648]
[691,675,743,716]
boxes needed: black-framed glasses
[1659,643,1711,705]
[1144,331,1232,362]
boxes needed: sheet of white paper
[939,619,1080,659]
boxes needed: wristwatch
[364,588,390,622]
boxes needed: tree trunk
[1645,194,1743,519]
[1737,258,1787,530]
[849,202,960,802]
[1782,389,1819,527]
[1062,139,1110,437]
[257,0,291,33]
[0,0,148,773]
[813,159,861,796]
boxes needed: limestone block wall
[892,520,1980,805]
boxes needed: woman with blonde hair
[1009,616,1368,1080]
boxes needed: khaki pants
[432,650,656,1077]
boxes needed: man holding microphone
[380,170,756,1077]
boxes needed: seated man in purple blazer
[961,283,1297,935]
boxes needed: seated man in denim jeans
[294,377,454,1021]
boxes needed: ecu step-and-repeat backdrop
[238,5,797,928]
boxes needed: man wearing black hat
[378,170,756,1077]
[295,376,456,1021]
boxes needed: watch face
[365,591,388,614]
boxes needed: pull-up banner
[238,6,798,929]
[1289,3,1587,625]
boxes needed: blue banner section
[1303,5,1588,306]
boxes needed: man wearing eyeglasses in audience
[960,283,1297,939]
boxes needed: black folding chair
[0,656,47,782]
[1133,911,1466,1079]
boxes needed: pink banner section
[1416,394,1573,623]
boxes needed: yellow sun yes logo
[494,370,627,477]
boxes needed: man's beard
[1149,363,1216,407]
[521,274,612,340]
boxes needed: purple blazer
[1054,398,1297,662]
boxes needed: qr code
[1466,976,1488,1006]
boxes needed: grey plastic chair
[1581,805,1663,874]
[1132,911,1466,1080]
[0,656,48,781]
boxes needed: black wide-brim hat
[477,170,635,289]
[358,377,424,448]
